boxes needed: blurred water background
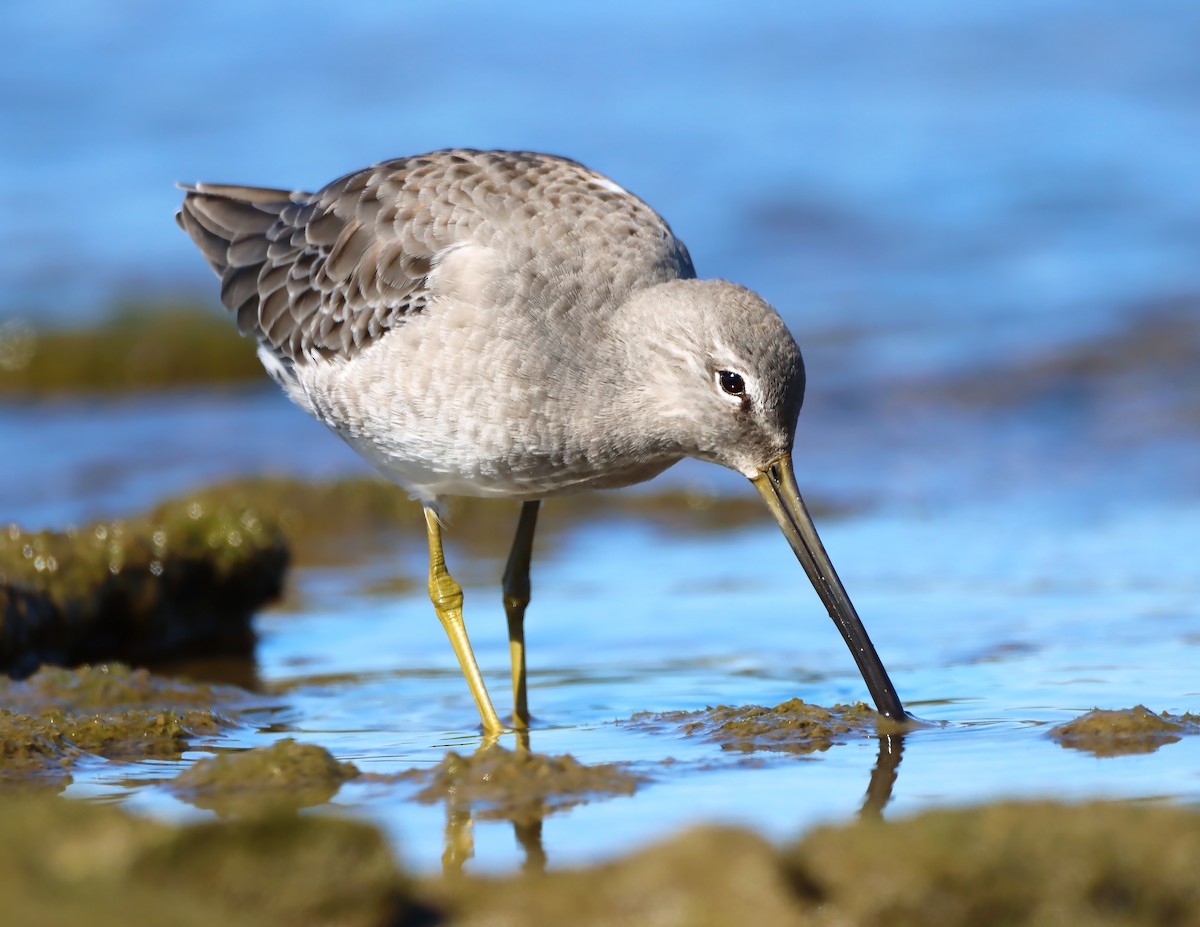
[1,0,1198,873]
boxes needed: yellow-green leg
[502,500,540,729]
[424,506,503,734]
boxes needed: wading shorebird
[177,149,906,732]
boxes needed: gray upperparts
[176,149,696,365]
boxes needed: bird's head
[618,278,906,720]
[620,278,805,477]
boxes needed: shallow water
[4,320,1197,872]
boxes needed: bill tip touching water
[176,148,907,731]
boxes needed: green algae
[0,709,75,780]
[0,794,408,927]
[0,500,286,673]
[431,825,802,926]
[430,802,1200,927]
[155,477,421,570]
[3,498,283,588]
[1049,705,1200,757]
[52,708,228,761]
[788,801,1200,927]
[3,794,1200,925]
[629,697,882,755]
[171,739,359,816]
[1,662,247,713]
[400,744,643,827]
[0,664,251,782]
[0,302,262,395]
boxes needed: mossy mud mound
[0,497,286,674]
[782,800,1200,927]
[0,794,407,927]
[0,303,262,395]
[4,793,1200,925]
[171,739,359,816]
[1049,705,1200,757]
[0,664,254,784]
[398,744,644,827]
[628,698,883,755]
[438,801,1200,926]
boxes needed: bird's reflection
[859,732,906,819]
[438,728,550,875]
[509,728,549,873]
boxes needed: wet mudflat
[5,793,1200,926]
[3,659,1199,925]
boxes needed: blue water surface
[2,1,1199,373]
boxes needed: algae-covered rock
[1,662,247,713]
[1049,706,1200,757]
[0,793,408,927]
[0,500,286,673]
[435,825,805,927]
[788,801,1200,927]
[139,814,408,927]
[0,304,262,395]
[0,708,75,782]
[630,697,881,755]
[52,708,229,761]
[403,744,643,826]
[5,791,1200,926]
[171,739,359,816]
[0,703,225,786]
[0,664,250,782]
[437,802,1200,926]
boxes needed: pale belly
[272,329,681,505]
[344,431,680,504]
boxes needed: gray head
[618,277,906,720]
[617,278,805,477]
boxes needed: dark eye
[717,370,746,397]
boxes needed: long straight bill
[751,454,906,720]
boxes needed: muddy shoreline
[3,659,1197,925]
[3,786,1199,926]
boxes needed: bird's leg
[423,505,503,734]
[502,500,541,728]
